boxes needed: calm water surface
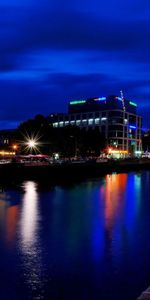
[0,171,150,300]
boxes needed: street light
[26,139,38,154]
[12,144,18,150]
[21,132,41,154]
[27,140,37,149]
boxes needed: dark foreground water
[1,172,150,300]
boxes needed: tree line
[15,114,106,156]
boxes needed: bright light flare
[25,138,40,153]
[20,132,42,154]
[27,140,37,148]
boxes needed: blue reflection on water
[0,172,150,300]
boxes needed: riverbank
[0,158,150,183]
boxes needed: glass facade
[51,95,142,154]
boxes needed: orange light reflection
[103,173,127,230]
[6,205,18,245]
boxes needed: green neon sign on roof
[129,101,137,107]
[70,100,86,105]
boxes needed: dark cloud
[0,4,150,55]
[0,71,149,122]
[0,55,17,72]
[0,0,150,128]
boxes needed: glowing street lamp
[12,144,18,150]
[27,140,37,149]
[25,138,40,154]
[26,139,38,154]
[21,132,41,154]
[11,144,18,154]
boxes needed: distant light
[70,100,86,105]
[129,101,137,107]
[94,97,106,101]
[117,97,122,101]
[27,140,36,148]
[12,144,18,150]
[95,118,100,122]
[108,149,128,154]
[0,151,15,155]
[108,147,112,154]
[65,121,69,125]
[54,153,59,160]
[53,122,58,127]
[129,125,136,129]
[135,151,142,154]
[76,120,81,125]
[101,117,107,121]
[88,119,93,125]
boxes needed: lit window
[53,122,58,127]
[95,118,100,124]
[65,121,69,125]
[88,118,93,125]
[76,120,81,125]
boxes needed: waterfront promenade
[1,158,150,182]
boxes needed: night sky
[0,0,150,128]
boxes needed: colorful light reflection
[103,173,127,231]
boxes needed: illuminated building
[51,95,142,155]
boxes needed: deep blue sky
[0,0,150,128]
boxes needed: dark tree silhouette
[16,115,106,156]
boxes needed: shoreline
[0,159,150,183]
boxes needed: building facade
[51,95,142,155]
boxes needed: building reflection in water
[99,173,142,271]
[125,173,142,234]
[19,181,45,300]
[6,205,19,246]
[103,172,142,232]
[103,173,127,231]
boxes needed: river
[0,171,150,300]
